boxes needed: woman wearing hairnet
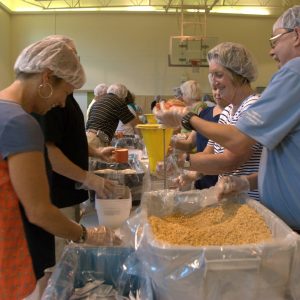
[156,42,263,200]
[0,37,119,299]
[179,80,207,134]
[155,6,300,233]
[172,80,228,191]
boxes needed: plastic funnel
[144,114,157,124]
[136,124,173,174]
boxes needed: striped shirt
[86,93,135,141]
[208,94,262,200]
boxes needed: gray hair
[94,83,108,97]
[207,42,258,82]
[14,37,85,89]
[273,5,300,31]
[107,83,128,99]
[180,80,202,101]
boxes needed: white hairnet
[107,83,128,99]
[273,5,300,31]
[44,34,75,46]
[180,80,202,101]
[207,42,258,82]
[14,37,85,89]
[94,83,108,97]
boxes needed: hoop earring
[38,83,53,99]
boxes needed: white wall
[8,12,278,97]
[0,6,11,88]
[74,91,88,122]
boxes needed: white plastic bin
[137,190,299,300]
[95,187,132,229]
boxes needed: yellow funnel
[136,124,173,174]
[144,114,157,124]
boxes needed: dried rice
[148,201,272,246]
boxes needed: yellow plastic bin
[136,124,173,174]
[144,114,157,124]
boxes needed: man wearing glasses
[155,6,300,234]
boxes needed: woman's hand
[96,146,115,162]
[154,101,188,128]
[83,172,116,198]
[216,176,250,200]
[85,226,121,246]
[176,171,198,191]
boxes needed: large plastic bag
[125,189,299,300]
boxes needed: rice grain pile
[148,201,272,246]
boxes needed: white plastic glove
[155,154,180,178]
[83,172,116,198]
[86,226,121,246]
[154,101,188,128]
[176,171,198,191]
[216,175,250,200]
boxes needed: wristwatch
[181,112,198,131]
[183,152,191,168]
[75,224,87,243]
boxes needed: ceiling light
[211,6,270,16]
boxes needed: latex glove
[83,172,116,198]
[216,175,250,200]
[97,146,115,162]
[155,154,180,178]
[86,226,121,246]
[154,101,188,128]
[176,171,198,191]
[156,161,175,178]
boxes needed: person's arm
[189,116,256,154]
[46,142,86,182]
[126,116,142,135]
[8,151,82,241]
[184,144,254,175]
[9,150,120,245]
[172,131,196,152]
[47,142,115,197]
[155,108,256,153]
[216,173,258,200]
[88,144,115,162]
[247,173,258,190]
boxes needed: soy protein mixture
[148,201,272,246]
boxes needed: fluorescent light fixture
[126,6,156,11]
[44,8,99,12]
[211,6,270,16]
[186,9,206,13]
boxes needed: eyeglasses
[269,28,294,49]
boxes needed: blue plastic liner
[42,245,152,299]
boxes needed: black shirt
[44,94,89,207]
[27,94,89,278]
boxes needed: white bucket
[95,187,132,229]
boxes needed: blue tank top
[194,107,221,190]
